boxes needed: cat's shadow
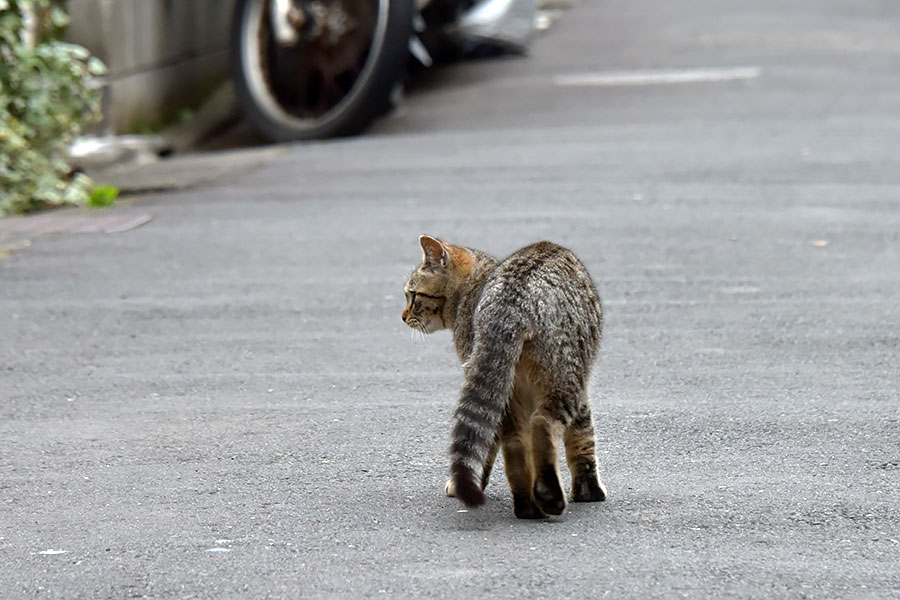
[430,489,589,531]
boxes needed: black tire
[230,0,413,142]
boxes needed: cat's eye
[412,291,443,301]
[406,290,443,312]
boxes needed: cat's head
[402,235,471,334]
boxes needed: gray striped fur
[403,236,606,517]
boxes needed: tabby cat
[402,235,607,519]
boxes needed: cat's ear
[419,234,450,269]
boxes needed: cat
[402,235,607,519]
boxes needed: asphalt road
[2,0,899,598]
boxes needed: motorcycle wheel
[231,0,413,142]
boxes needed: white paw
[444,478,456,497]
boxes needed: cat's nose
[401,309,408,322]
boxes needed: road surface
[2,0,898,597]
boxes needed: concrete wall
[66,0,236,134]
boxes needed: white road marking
[554,66,762,87]
[720,286,762,295]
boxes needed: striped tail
[450,320,524,507]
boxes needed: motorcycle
[230,0,536,142]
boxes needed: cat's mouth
[405,317,433,335]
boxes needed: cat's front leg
[565,403,607,502]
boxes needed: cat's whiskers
[406,319,422,342]
[405,318,428,341]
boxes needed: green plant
[0,0,108,215]
[86,184,118,208]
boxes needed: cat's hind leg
[564,403,607,502]
[530,406,568,516]
[500,403,544,519]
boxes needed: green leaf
[86,184,119,208]
[0,1,104,215]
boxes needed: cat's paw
[513,492,546,520]
[444,478,456,497]
[572,475,607,502]
[533,466,567,516]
